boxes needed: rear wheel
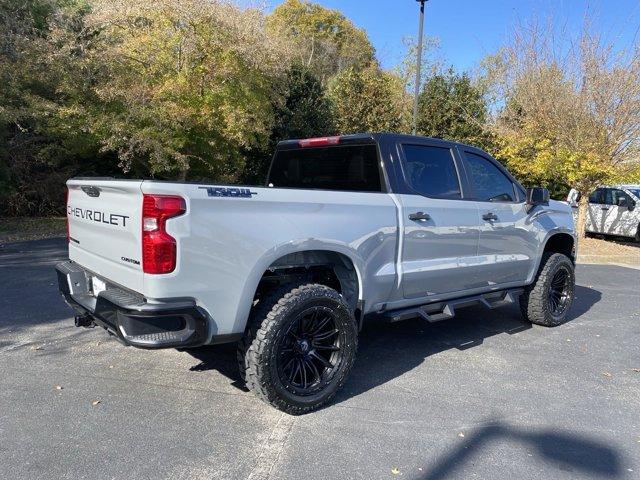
[238,283,357,414]
[520,253,575,327]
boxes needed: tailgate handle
[81,186,101,197]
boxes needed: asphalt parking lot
[1,238,639,480]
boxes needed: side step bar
[384,289,523,323]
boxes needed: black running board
[384,289,523,323]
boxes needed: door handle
[409,211,431,221]
[600,207,610,211]
[482,212,498,221]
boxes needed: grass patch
[0,217,66,244]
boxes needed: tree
[270,65,335,142]
[0,0,101,216]
[67,0,290,182]
[483,20,640,237]
[417,69,493,150]
[395,34,441,96]
[328,65,410,134]
[241,64,335,184]
[267,0,375,83]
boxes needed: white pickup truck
[567,185,640,241]
[57,133,576,413]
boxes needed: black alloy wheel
[520,252,575,327]
[238,283,358,414]
[276,306,344,396]
[548,266,572,318]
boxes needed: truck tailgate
[67,179,144,292]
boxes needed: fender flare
[230,240,365,334]
[526,228,577,284]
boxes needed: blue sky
[265,0,640,73]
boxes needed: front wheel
[520,253,575,327]
[238,283,358,414]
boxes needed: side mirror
[617,197,628,208]
[526,187,550,211]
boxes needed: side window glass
[402,145,461,199]
[611,189,628,206]
[603,189,614,205]
[588,190,602,204]
[463,152,515,202]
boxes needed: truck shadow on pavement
[336,284,600,403]
[417,420,622,479]
[185,285,601,398]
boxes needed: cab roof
[276,133,479,151]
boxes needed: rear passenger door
[397,143,481,299]
[460,150,537,286]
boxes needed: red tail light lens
[142,194,186,274]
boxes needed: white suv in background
[569,185,640,242]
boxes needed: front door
[460,150,537,286]
[605,189,638,237]
[397,143,481,299]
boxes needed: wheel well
[543,233,575,262]
[254,250,361,324]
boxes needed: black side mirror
[526,187,549,211]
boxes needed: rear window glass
[268,145,382,192]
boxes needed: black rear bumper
[55,261,208,349]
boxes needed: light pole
[412,0,427,136]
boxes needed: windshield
[628,189,640,199]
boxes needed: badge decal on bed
[199,186,257,198]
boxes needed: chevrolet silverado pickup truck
[56,133,577,414]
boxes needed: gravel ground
[578,237,640,267]
[1,238,639,480]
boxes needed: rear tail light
[142,194,186,274]
[65,188,70,243]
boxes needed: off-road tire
[237,283,358,415]
[520,252,575,327]
[634,224,640,243]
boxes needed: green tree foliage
[328,65,409,134]
[267,0,375,83]
[0,0,102,215]
[271,65,335,142]
[483,21,640,236]
[241,64,335,184]
[69,0,289,182]
[417,69,493,150]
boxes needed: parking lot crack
[246,413,296,480]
